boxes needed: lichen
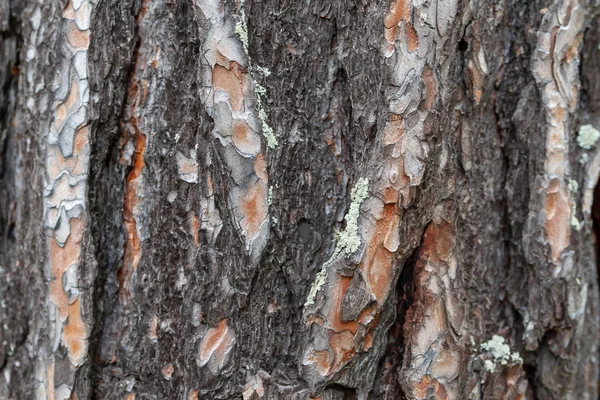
[334,178,370,255]
[255,84,277,149]
[304,178,370,307]
[483,360,496,373]
[305,267,327,306]
[480,335,522,371]
[268,186,273,205]
[577,124,600,150]
[567,179,579,193]
[234,1,249,52]
[233,0,276,149]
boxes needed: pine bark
[0,0,599,399]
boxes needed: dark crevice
[87,1,144,396]
[325,383,358,399]
[373,242,420,399]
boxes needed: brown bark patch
[421,66,437,110]
[232,119,261,156]
[66,21,90,50]
[63,298,88,365]
[253,153,268,181]
[119,118,146,302]
[361,204,400,303]
[212,63,245,111]
[239,179,268,239]
[198,319,236,372]
[545,179,570,261]
[49,216,85,320]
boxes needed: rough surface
[0,0,599,398]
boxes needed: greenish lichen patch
[235,1,249,52]
[567,179,579,193]
[480,335,522,373]
[334,178,370,256]
[305,267,327,306]
[304,178,370,307]
[234,1,277,149]
[577,124,600,150]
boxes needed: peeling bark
[0,0,599,398]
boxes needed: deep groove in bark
[87,2,143,395]
[373,241,420,399]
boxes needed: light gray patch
[59,106,87,157]
[223,144,255,186]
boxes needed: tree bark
[0,0,599,398]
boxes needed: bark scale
[0,0,598,398]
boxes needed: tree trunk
[0,0,599,398]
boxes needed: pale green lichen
[567,179,579,193]
[254,83,277,148]
[579,153,589,165]
[234,1,277,149]
[480,335,522,371]
[268,186,273,205]
[235,1,249,52]
[334,178,370,256]
[253,65,271,77]
[483,360,496,373]
[577,124,600,150]
[305,267,327,306]
[304,178,370,307]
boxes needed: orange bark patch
[384,0,410,28]
[198,319,235,368]
[253,153,268,181]
[327,274,358,333]
[63,0,75,19]
[545,179,570,261]
[119,118,146,303]
[49,217,85,320]
[239,180,268,238]
[67,22,90,50]
[191,214,200,246]
[361,204,400,303]
[421,66,437,110]
[380,186,400,204]
[188,390,199,400]
[412,376,449,400]
[212,63,245,111]
[63,298,88,366]
[467,60,483,104]
[327,330,356,373]
[148,315,158,341]
[306,350,331,376]
[384,0,413,53]
[161,363,174,380]
[232,119,261,156]
[383,116,404,146]
[406,24,419,52]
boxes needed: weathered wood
[0,0,598,398]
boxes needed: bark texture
[0,0,599,398]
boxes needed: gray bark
[0,0,599,398]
